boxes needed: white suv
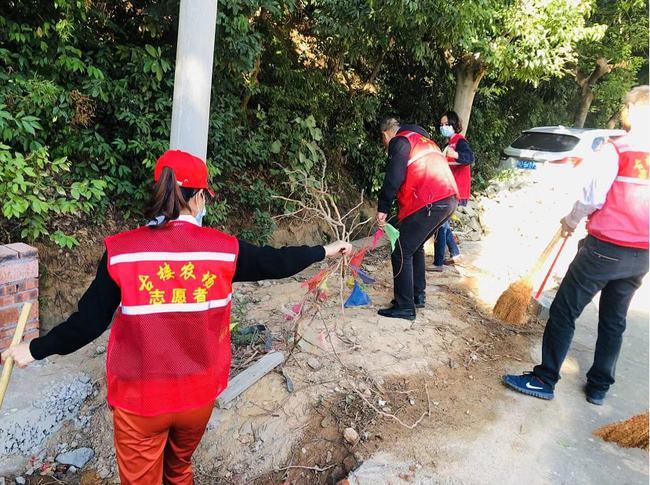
[501,126,626,170]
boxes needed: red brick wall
[0,243,39,352]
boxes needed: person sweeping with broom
[503,85,649,405]
[0,149,352,484]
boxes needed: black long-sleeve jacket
[377,124,430,214]
[450,138,475,165]
[29,241,324,359]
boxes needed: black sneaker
[444,254,462,266]
[378,306,416,321]
[390,297,425,309]
[427,265,444,272]
[585,386,606,406]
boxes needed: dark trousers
[534,235,648,392]
[433,199,466,267]
[392,196,457,309]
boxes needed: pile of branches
[273,154,378,346]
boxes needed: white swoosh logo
[526,382,544,390]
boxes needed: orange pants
[112,401,214,485]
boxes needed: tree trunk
[574,90,595,129]
[453,58,486,135]
[606,109,622,129]
[574,58,612,128]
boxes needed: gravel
[0,375,93,457]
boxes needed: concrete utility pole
[169,0,218,162]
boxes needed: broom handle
[535,236,569,300]
[526,227,563,279]
[0,302,32,409]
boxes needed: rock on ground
[343,428,359,446]
[56,447,95,469]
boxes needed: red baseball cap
[154,150,215,196]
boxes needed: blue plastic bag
[344,281,371,308]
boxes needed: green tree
[572,0,649,128]
[2,0,637,248]
[430,0,603,132]
[312,0,604,133]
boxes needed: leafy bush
[0,1,645,247]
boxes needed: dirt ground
[9,170,634,484]
[194,247,542,485]
[10,230,545,484]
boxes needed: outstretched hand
[560,217,575,238]
[324,241,353,258]
[1,342,34,368]
[376,212,387,228]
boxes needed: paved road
[350,283,649,484]
[432,286,649,484]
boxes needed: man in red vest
[504,86,649,405]
[376,118,459,320]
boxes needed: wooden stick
[535,236,569,299]
[277,465,335,473]
[0,302,32,409]
[526,227,563,280]
[216,351,285,409]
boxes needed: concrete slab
[0,358,93,474]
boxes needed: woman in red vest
[432,111,475,271]
[1,150,352,484]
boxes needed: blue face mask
[195,205,206,226]
[440,125,455,138]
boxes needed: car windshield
[510,132,580,152]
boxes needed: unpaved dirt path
[344,286,649,485]
[3,236,539,484]
[189,246,540,484]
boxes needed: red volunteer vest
[104,216,239,416]
[587,136,649,249]
[396,131,459,221]
[447,133,472,201]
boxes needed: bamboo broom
[493,228,563,324]
[534,235,570,300]
[0,302,32,409]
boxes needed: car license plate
[516,159,537,169]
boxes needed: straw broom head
[492,277,533,325]
[593,412,649,450]
[493,228,563,325]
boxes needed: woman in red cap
[1,149,352,484]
